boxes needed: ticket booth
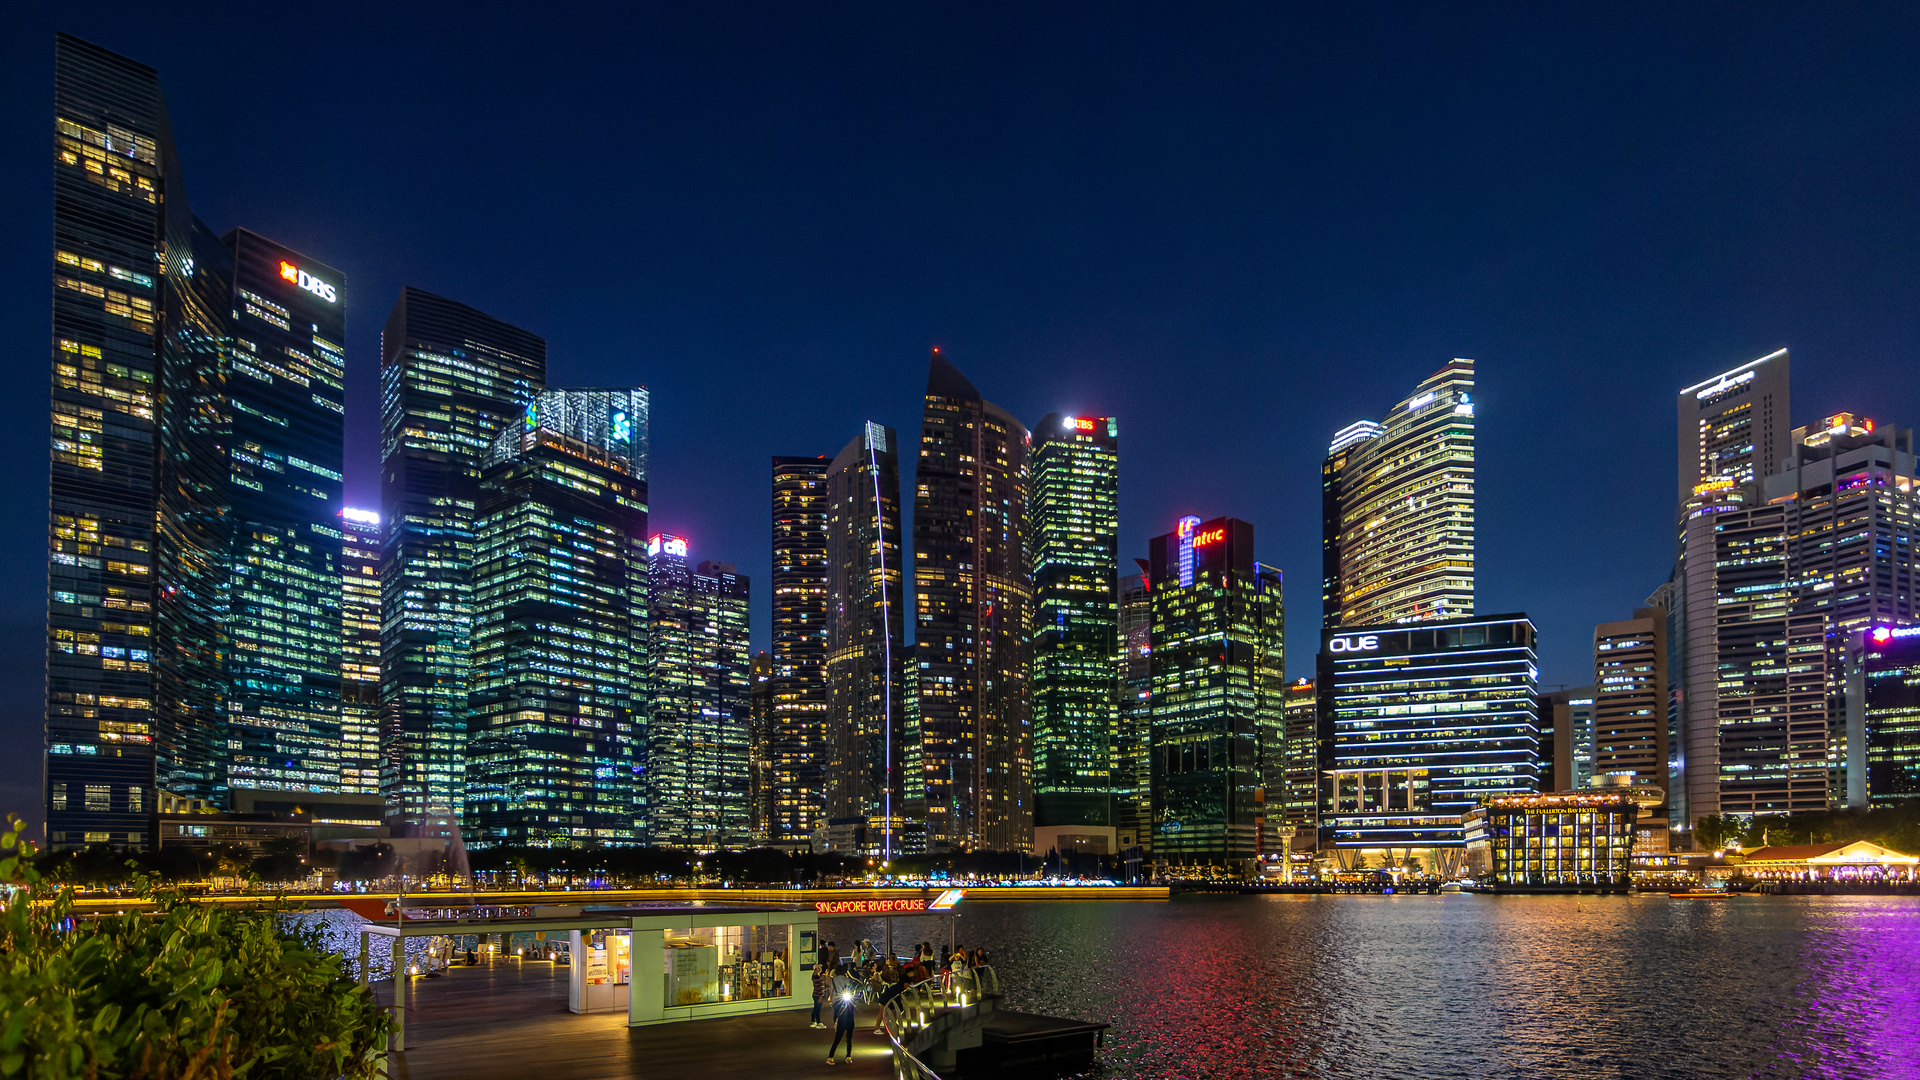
[627,907,819,1026]
[569,927,633,1014]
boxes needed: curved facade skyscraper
[1322,359,1476,629]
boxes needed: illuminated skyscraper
[379,288,545,838]
[912,351,1034,853]
[46,36,347,849]
[646,537,753,849]
[340,510,383,795]
[1676,349,1791,507]
[1860,626,1920,808]
[465,389,648,848]
[1030,413,1120,853]
[1280,679,1319,832]
[1321,613,1540,870]
[1323,360,1475,628]
[1146,516,1286,868]
[825,424,906,854]
[770,455,830,842]
[1115,570,1153,851]
[220,230,346,796]
[747,651,776,843]
[1593,609,1669,794]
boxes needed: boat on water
[1668,889,1734,899]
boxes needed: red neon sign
[814,897,928,915]
[1192,527,1225,547]
[1072,418,1096,431]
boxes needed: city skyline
[9,11,1920,833]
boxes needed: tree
[336,843,396,882]
[0,815,388,1078]
[251,836,311,884]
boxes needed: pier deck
[378,959,892,1079]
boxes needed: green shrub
[0,817,387,1079]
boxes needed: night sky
[3,4,1919,824]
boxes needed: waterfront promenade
[377,956,890,1079]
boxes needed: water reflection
[828,894,1920,1078]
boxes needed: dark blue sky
[4,4,1920,820]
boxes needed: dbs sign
[279,261,337,302]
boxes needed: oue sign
[1329,634,1380,653]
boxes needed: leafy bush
[0,817,387,1079]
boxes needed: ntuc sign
[1329,634,1380,654]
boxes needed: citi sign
[1329,634,1380,653]
[279,261,337,303]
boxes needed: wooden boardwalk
[378,959,893,1079]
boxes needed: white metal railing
[879,966,1001,1080]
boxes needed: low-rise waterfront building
[1739,840,1918,883]
[1462,791,1636,890]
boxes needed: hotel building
[1146,517,1286,868]
[464,389,649,848]
[1319,613,1541,875]
[380,288,546,838]
[1030,413,1121,854]
[911,350,1033,853]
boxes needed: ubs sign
[1328,634,1379,653]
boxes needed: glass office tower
[1146,516,1286,869]
[1280,678,1319,831]
[465,389,649,848]
[770,455,830,842]
[47,35,173,848]
[1592,608,1670,793]
[824,424,906,855]
[1320,613,1540,876]
[646,536,752,849]
[1029,414,1121,850]
[1860,626,1920,807]
[912,349,1033,853]
[380,287,546,838]
[1322,361,1475,628]
[47,36,346,847]
[340,509,383,794]
[220,229,346,794]
[1115,570,1153,852]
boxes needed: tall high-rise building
[770,455,830,843]
[340,509,383,795]
[1030,413,1120,852]
[1859,626,1920,808]
[47,36,347,849]
[1676,349,1792,507]
[1323,360,1475,628]
[47,36,174,849]
[1146,516,1286,868]
[1114,570,1153,851]
[220,230,346,796]
[1280,679,1319,831]
[1673,350,1793,829]
[379,288,546,838]
[747,651,776,844]
[1320,613,1540,874]
[1593,608,1670,794]
[1547,688,1598,794]
[646,538,753,850]
[464,389,649,848]
[825,424,906,855]
[1766,414,1919,807]
[911,350,1034,853]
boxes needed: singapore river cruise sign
[814,889,964,915]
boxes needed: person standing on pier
[810,966,829,1028]
[827,977,858,1064]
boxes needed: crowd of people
[808,938,992,1066]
